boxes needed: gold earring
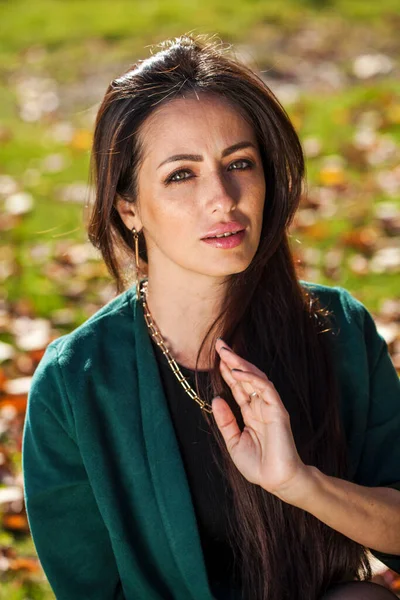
[131,226,140,301]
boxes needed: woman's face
[119,93,266,284]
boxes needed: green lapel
[132,287,215,600]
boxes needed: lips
[201,221,246,239]
[201,229,246,249]
[204,229,244,239]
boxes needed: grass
[1,0,400,71]
[0,0,383,53]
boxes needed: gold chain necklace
[139,279,213,414]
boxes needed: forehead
[137,93,257,162]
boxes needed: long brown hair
[87,34,372,600]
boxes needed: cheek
[248,178,266,211]
[256,177,266,210]
[153,190,197,227]
[142,195,193,245]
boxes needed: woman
[22,35,400,600]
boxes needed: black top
[150,337,242,596]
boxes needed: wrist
[273,465,321,508]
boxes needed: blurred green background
[0,1,399,597]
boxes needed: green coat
[22,282,400,599]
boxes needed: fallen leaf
[2,513,29,533]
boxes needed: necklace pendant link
[139,280,213,414]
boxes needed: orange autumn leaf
[319,166,346,187]
[70,129,93,151]
[29,347,47,364]
[0,368,6,392]
[391,583,400,593]
[387,104,400,125]
[3,513,30,533]
[340,227,379,253]
[8,557,41,573]
[0,394,27,415]
[391,577,400,591]
[303,222,330,240]
[290,113,302,131]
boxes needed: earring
[131,226,140,301]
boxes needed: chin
[206,262,251,278]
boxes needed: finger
[218,356,239,387]
[216,339,269,380]
[217,340,267,397]
[212,397,241,454]
[230,369,281,406]
[219,360,254,409]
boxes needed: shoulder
[299,279,367,335]
[44,285,137,370]
[300,280,395,391]
[27,286,139,440]
[299,280,387,376]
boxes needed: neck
[142,270,227,370]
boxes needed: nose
[205,168,239,214]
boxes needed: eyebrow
[157,141,257,169]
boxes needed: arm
[22,341,126,599]
[276,466,400,555]
[212,291,400,572]
[276,293,400,570]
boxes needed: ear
[114,195,143,232]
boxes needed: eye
[165,169,193,184]
[228,159,254,171]
[164,158,254,185]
